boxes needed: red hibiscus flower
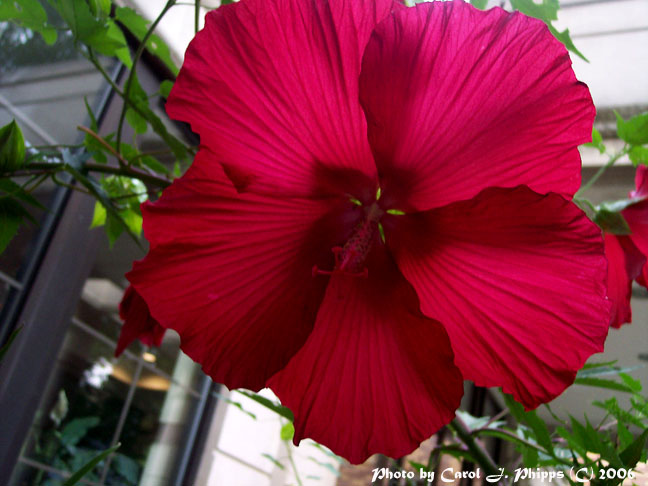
[603,166,648,328]
[115,285,166,356]
[121,0,610,463]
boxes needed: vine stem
[576,149,627,196]
[195,0,201,34]
[115,0,177,154]
[283,440,303,486]
[448,416,501,478]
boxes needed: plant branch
[195,0,201,34]
[576,149,627,196]
[116,0,177,153]
[448,416,501,478]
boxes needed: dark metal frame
[0,53,213,485]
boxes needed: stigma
[313,203,383,279]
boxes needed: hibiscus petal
[359,0,594,211]
[622,198,648,290]
[268,244,463,464]
[166,0,398,200]
[630,165,648,199]
[604,234,644,328]
[115,286,166,357]
[128,153,361,390]
[386,186,609,408]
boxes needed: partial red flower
[115,285,166,356]
[123,0,609,463]
[603,166,648,327]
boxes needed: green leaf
[261,453,285,470]
[60,416,100,448]
[584,127,606,154]
[0,325,22,363]
[470,0,488,9]
[0,0,57,44]
[503,394,554,454]
[280,422,295,441]
[90,201,106,228]
[49,0,104,42]
[237,390,294,422]
[575,377,634,393]
[124,72,188,161]
[62,150,142,247]
[139,155,169,175]
[0,120,26,172]
[593,398,645,429]
[114,6,178,74]
[0,197,29,254]
[616,111,648,146]
[159,80,174,99]
[510,0,558,22]
[619,429,648,468]
[577,364,643,379]
[617,422,634,450]
[629,145,648,166]
[547,25,588,62]
[62,443,120,486]
[593,208,631,235]
[619,373,642,393]
[212,392,257,420]
[0,179,45,209]
[125,108,148,134]
[509,0,587,61]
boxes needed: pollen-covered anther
[312,219,378,278]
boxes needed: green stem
[4,161,171,188]
[284,440,303,486]
[576,149,627,196]
[116,0,177,155]
[448,417,501,478]
[194,0,201,34]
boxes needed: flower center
[312,202,383,279]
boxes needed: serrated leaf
[616,111,648,146]
[619,429,648,468]
[503,394,554,454]
[584,127,606,154]
[547,25,588,62]
[575,377,634,393]
[593,398,645,428]
[619,373,642,393]
[617,422,634,450]
[0,0,57,44]
[0,120,26,172]
[593,209,631,235]
[62,443,120,486]
[629,145,648,166]
[280,422,295,441]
